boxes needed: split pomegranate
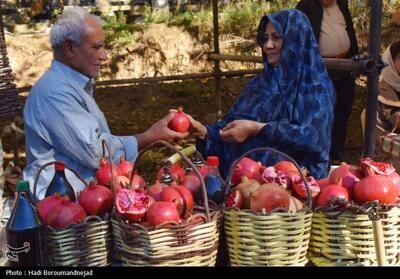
[231,157,261,185]
[160,185,194,218]
[249,183,291,212]
[118,156,134,178]
[273,160,300,176]
[329,162,363,196]
[260,166,289,189]
[146,181,168,201]
[78,181,114,216]
[96,158,121,187]
[146,201,181,227]
[116,189,150,223]
[168,107,190,133]
[353,174,398,204]
[225,190,243,209]
[235,176,260,209]
[47,197,87,229]
[37,194,63,225]
[360,158,396,176]
[291,175,320,199]
[316,184,350,207]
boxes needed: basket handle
[224,147,313,210]
[128,140,211,222]
[101,140,117,197]
[32,161,88,201]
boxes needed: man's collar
[51,60,92,93]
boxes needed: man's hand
[219,120,266,143]
[186,114,208,140]
[135,112,189,149]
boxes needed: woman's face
[394,53,400,76]
[262,21,283,67]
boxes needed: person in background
[188,9,335,180]
[23,7,188,199]
[296,0,359,163]
[375,41,400,171]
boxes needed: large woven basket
[223,147,313,266]
[111,140,221,266]
[33,161,112,266]
[308,203,400,266]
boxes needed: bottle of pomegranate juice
[6,180,45,266]
[45,161,76,202]
[204,156,226,204]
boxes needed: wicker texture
[46,215,112,266]
[308,207,400,266]
[0,2,21,118]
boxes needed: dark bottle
[45,162,76,202]
[204,156,226,204]
[6,180,45,266]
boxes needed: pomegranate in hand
[168,107,190,133]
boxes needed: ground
[1,23,366,177]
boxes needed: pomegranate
[188,165,208,178]
[273,160,300,176]
[260,166,289,189]
[291,175,320,199]
[146,201,181,227]
[316,184,350,207]
[118,156,134,178]
[316,177,330,191]
[116,189,150,223]
[130,173,146,190]
[37,194,63,225]
[360,158,396,176]
[231,157,261,185]
[182,174,202,200]
[47,197,87,229]
[289,196,304,213]
[353,174,398,205]
[160,185,194,218]
[389,172,400,196]
[225,190,243,209]
[96,158,120,187]
[329,162,363,196]
[114,175,130,193]
[249,183,291,212]
[146,181,168,201]
[157,164,186,183]
[78,181,114,216]
[168,107,190,133]
[235,176,260,209]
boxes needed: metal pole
[363,0,383,157]
[212,0,222,120]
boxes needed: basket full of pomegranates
[223,147,314,266]
[308,158,400,266]
[33,160,114,266]
[110,140,221,266]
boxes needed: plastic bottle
[45,162,76,202]
[6,180,45,266]
[204,156,226,204]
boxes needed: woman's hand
[219,120,266,143]
[186,114,208,140]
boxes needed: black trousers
[329,71,356,157]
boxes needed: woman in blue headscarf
[189,9,335,179]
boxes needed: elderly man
[23,7,188,199]
[296,0,359,163]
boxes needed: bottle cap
[16,180,30,192]
[207,156,219,167]
[55,162,65,171]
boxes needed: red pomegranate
[249,183,291,212]
[96,158,121,187]
[118,156,134,178]
[116,189,150,223]
[273,160,300,176]
[353,174,398,205]
[225,190,243,209]
[360,158,396,176]
[329,162,363,196]
[316,184,350,207]
[47,197,87,229]
[78,181,114,216]
[146,181,168,201]
[160,185,194,218]
[291,175,320,199]
[188,165,208,178]
[231,157,261,185]
[182,174,202,200]
[37,194,63,225]
[114,175,130,193]
[316,177,330,191]
[168,107,190,133]
[260,166,289,189]
[235,176,260,209]
[146,201,181,227]
[130,173,146,190]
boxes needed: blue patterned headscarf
[196,9,335,179]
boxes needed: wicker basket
[308,203,400,266]
[223,147,313,266]
[111,140,221,266]
[33,161,112,266]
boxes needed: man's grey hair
[50,6,103,52]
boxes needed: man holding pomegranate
[188,9,335,180]
[22,7,188,199]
